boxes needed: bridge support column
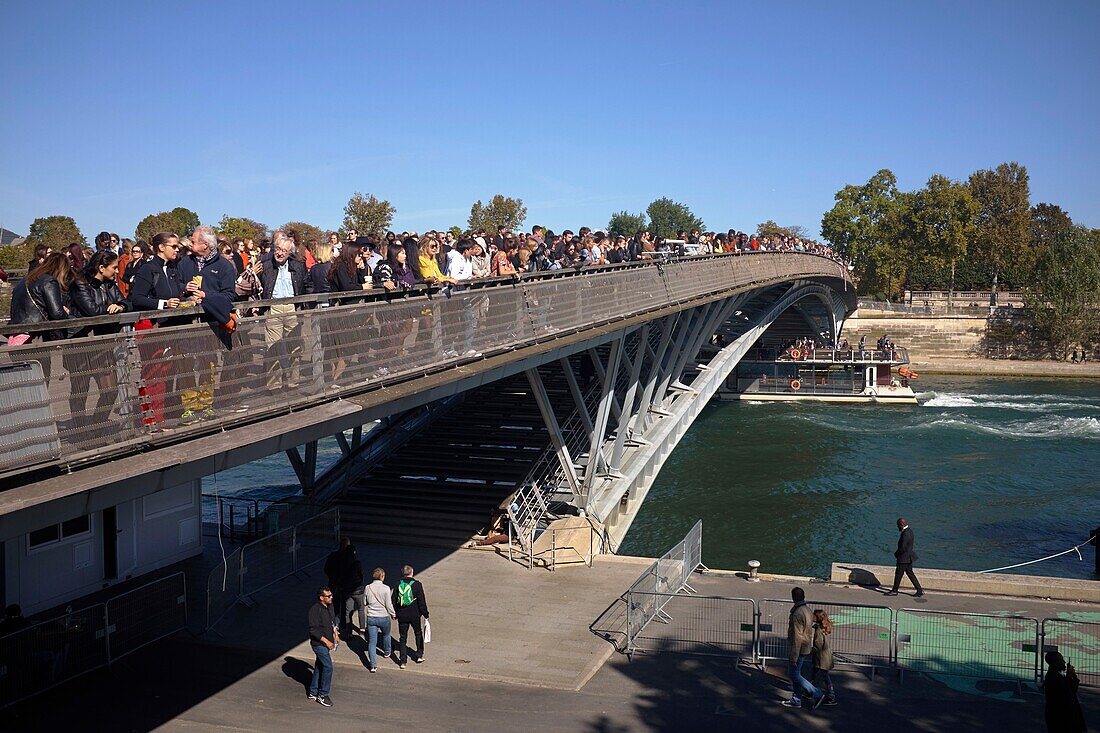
[286,440,318,494]
[525,367,583,504]
[582,336,623,498]
[632,313,678,436]
[609,324,649,474]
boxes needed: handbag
[423,619,431,643]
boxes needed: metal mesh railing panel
[105,572,187,659]
[206,547,243,629]
[896,610,1038,681]
[1,254,851,474]
[240,527,296,598]
[759,600,893,669]
[1041,618,1100,688]
[0,605,107,709]
[628,593,756,657]
[294,508,340,570]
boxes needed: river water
[205,376,1100,580]
[619,376,1100,580]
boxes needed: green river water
[618,375,1100,580]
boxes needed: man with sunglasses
[307,586,339,707]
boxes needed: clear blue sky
[1,1,1097,239]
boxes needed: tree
[135,207,201,242]
[215,215,267,243]
[607,211,647,237]
[645,197,704,240]
[25,215,85,252]
[1030,203,1073,251]
[911,174,978,307]
[1025,226,1100,360]
[756,220,808,239]
[967,162,1031,296]
[343,192,395,237]
[468,194,527,233]
[281,221,325,246]
[448,226,464,240]
[820,169,911,298]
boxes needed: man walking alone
[307,586,339,707]
[393,565,429,669]
[885,517,925,597]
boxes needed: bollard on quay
[747,560,761,582]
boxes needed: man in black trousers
[885,517,925,597]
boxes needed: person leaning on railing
[63,249,131,427]
[8,252,76,359]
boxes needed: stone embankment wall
[843,310,988,358]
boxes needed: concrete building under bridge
[0,252,854,619]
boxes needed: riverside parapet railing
[0,252,852,479]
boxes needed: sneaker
[368,666,377,673]
[307,692,318,701]
[399,662,407,669]
[779,698,802,708]
[884,591,899,596]
[415,656,424,664]
[823,698,838,706]
[812,694,825,710]
[915,591,925,597]
[317,696,332,707]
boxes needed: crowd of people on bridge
[2,221,848,430]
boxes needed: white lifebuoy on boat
[789,348,802,360]
[790,378,801,391]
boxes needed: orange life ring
[789,348,802,360]
[790,378,801,391]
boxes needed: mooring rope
[976,536,1093,574]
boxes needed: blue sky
[1,1,1097,239]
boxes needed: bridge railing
[0,252,851,478]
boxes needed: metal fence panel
[0,604,108,709]
[206,546,243,630]
[294,508,340,571]
[240,527,296,598]
[0,359,61,467]
[628,593,756,658]
[896,609,1038,681]
[1041,618,1100,688]
[759,599,893,670]
[105,572,187,660]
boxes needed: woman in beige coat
[812,610,838,705]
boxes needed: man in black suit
[885,517,925,597]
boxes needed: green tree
[25,215,85,251]
[1025,226,1100,359]
[343,192,395,237]
[967,162,1031,296]
[1030,202,1073,251]
[448,226,464,240]
[280,221,325,246]
[756,220,808,239]
[215,215,267,243]
[820,169,910,297]
[646,197,704,240]
[135,207,200,242]
[607,211,647,237]
[912,174,978,306]
[468,194,527,233]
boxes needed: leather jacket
[9,274,70,340]
[69,277,129,337]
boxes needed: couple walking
[781,587,837,710]
[352,565,430,671]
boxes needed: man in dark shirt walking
[307,586,339,707]
[393,565,429,668]
[885,517,925,597]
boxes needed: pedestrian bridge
[0,253,853,557]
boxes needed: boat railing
[743,346,909,365]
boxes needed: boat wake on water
[920,391,1099,412]
[912,414,1100,440]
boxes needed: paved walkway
[3,549,1098,732]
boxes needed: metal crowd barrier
[757,600,894,678]
[204,508,340,631]
[0,252,852,477]
[0,572,188,709]
[624,520,704,654]
[1040,618,1100,687]
[623,592,1094,689]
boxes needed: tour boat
[718,343,919,404]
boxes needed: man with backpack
[392,564,429,668]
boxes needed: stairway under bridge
[0,253,853,569]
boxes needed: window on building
[28,514,91,550]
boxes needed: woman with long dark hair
[324,242,368,383]
[9,252,75,343]
[65,250,130,427]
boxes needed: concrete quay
[3,547,1097,732]
[831,562,1100,603]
